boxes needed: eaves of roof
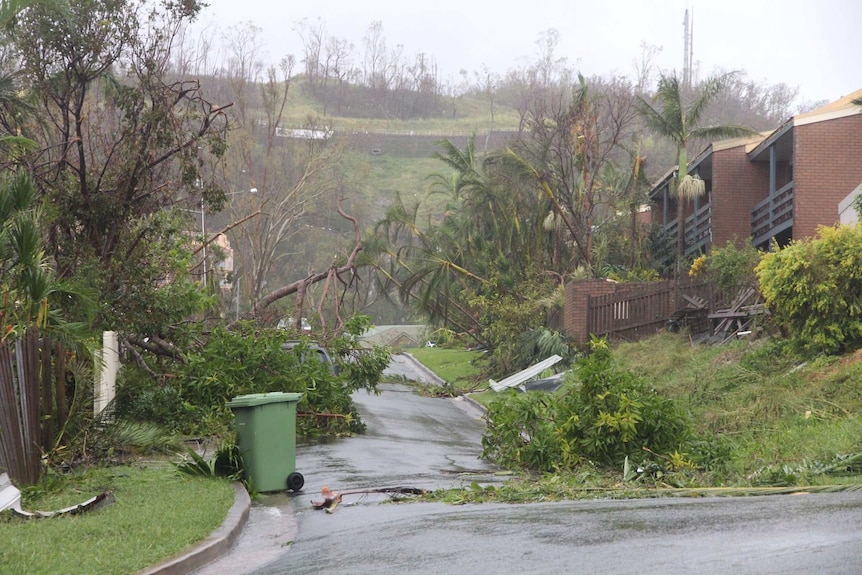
[749,88,862,160]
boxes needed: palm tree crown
[637,72,756,265]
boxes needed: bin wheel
[287,472,304,492]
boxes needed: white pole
[201,205,207,286]
[236,275,240,320]
[95,331,119,416]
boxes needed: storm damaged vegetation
[0,0,389,488]
[113,316,390,438]
[482,337,690,473]
[418,330,862,506]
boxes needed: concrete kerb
[138,481,250,575]
[398,352,489,416]
[400,352,448,386]
[460,393,488,416]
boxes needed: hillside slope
[616,333,862,483]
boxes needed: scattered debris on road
[311,485,427,513]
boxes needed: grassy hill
[275,79,524,224]
[615,333,862,484]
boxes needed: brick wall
[793,113,862,238]
[564,279,619,345]
[710,145,769,249]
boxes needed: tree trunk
[677,190,685,266]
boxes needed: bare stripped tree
[295,17,325,93]
[511,75,641,275]
[325,35,355,115]
[215,38,350,327]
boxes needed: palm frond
[685,72,737,128]
[637,73,685,141]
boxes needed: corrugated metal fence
[0,330,66,485]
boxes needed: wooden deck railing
[751,181,794,246]
[661,201,713,258]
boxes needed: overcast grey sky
[195,0,860,106]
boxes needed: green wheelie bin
[226,392,305,492]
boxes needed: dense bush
[114,317,390,437]
[470,271,562,377]
[756,225,862,354]
[703,238,762,296]
[482,337,690,471]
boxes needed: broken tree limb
[190,210,264,258]
[238,196,363,326]
[311,485,428,513]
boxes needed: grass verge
[405,347,483,390]
[615,333,862,481]
[0,461,234,575]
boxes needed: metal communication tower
[683,7,694,87]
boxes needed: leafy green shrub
[114,370,198,429]
[471,271,561,377]
[482,337,690,471]
[706,238,762,296]
[756,225,862,354]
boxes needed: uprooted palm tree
[637,72,756,268]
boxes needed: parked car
[282,341,338,375]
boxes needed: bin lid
[226,392,304,408]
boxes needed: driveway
[191,380,497,575]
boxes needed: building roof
[749,88,862,160]
[794,88,862,125]
[649,133,768,197]
[648,88,862,196]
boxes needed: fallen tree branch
[126,335,185,362]
[311,485,428,513]
[190,210,263,257]
[122,337,158,377]
[231,196,363,328]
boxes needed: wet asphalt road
[256,492,862,575]
[293,384,497,492]
[197,357,862,575]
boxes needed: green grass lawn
[614,333,862,481]
[406,347,483,390]
[0,461,234,575]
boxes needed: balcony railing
[751,181,794,246]
[685,202,712,256]
[662,201,712,257]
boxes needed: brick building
[649,89,862,255]
[562,91,862,346]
